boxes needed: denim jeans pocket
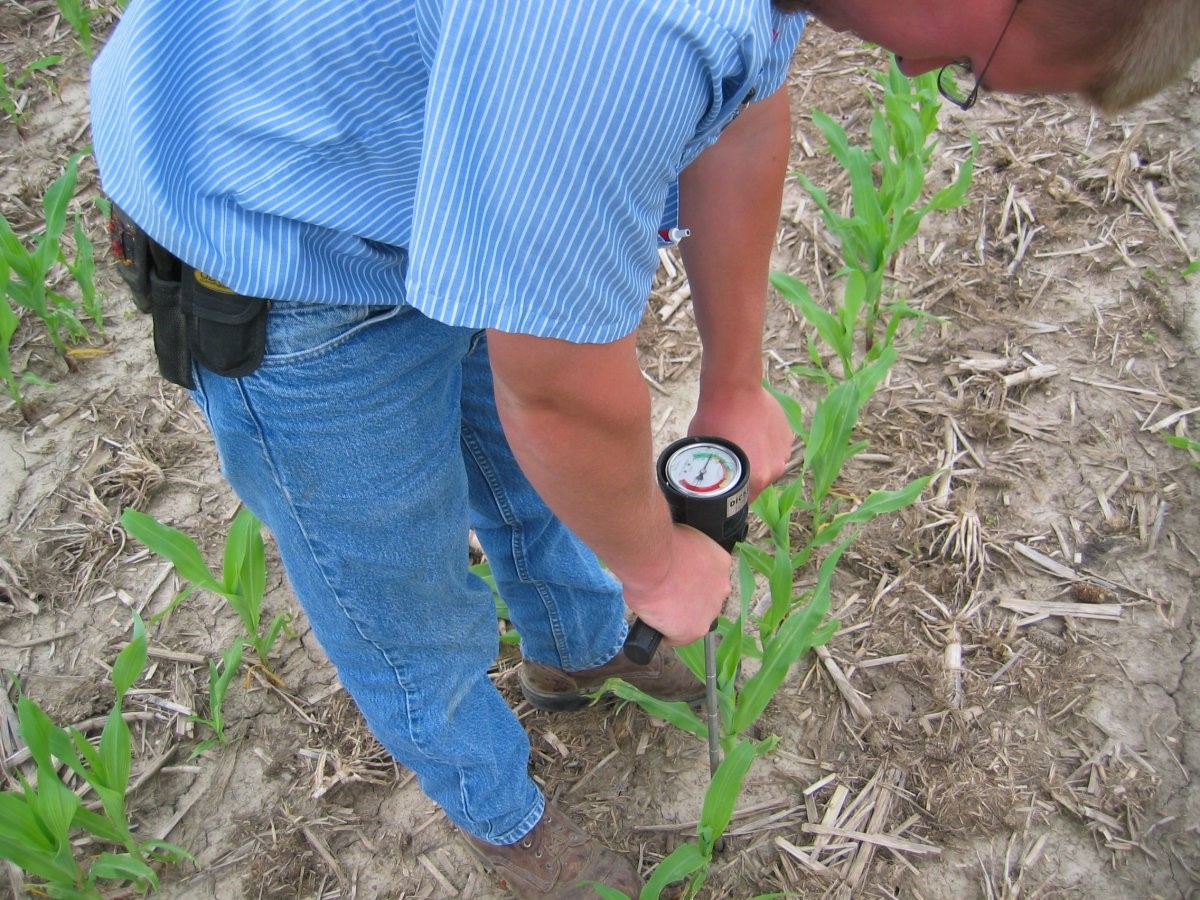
[261,302,402,366]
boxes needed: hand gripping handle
[622,438,749,665]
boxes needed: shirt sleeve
[406,1,783,343]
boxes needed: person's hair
[1065,0,1200,111]
[770,0,1200,111]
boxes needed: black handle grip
[623,437,749,664]
[623,618,662,666]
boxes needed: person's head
[774,0,1200,111]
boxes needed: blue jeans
[189,301,628,843]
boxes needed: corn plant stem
[703,630,724,855]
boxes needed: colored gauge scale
[664,441,743,497]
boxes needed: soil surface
[2,7,1199,899]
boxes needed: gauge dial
[664,441,743,498]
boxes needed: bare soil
[2,8,1198,899]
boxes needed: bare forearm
[679,87,791,398]
[677,87,794,495]
[487,330,672,590]
[487,329,732,645]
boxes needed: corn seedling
[1164,433,1200,467]
[119,506,291,681]
[187,640,245,757]
[1,152,104,407]
[0,56,62,123]
[471,559,521,645]
[0,256,47,406]
[599,64,956,897]
[55,0,98,58]
[0,613,190,897]
[774,60,974,380]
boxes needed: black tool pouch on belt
[108,206,154,312]
[181,270,269,380]
[107,205,269,390]
[149,269,192,388]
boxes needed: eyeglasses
[937,0,1023,110]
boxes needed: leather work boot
[463,801,642,898]
[520,648,704,711]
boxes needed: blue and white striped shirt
[92,1,805,343]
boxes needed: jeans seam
[459,424,572,668]
[228,375,428,748]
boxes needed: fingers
[624,524,731,646]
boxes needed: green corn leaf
[71,805,128,846]
[839,269,867,341]
[750,484,783,534]
[140,837,194,863]
[769,274,850,367]
[868,106,890,166]
[735,553,757,621]
[811,475,928,549]
[804,379,860,506]
[928,138,977,211]
[41,882,102,900]
[223,507,262,599]
[24,55,63,78]
[42,159,78,243]
[148,583,200,626]
[673,639,705,683]
[257,611,291,666]
[698,737,778,846]
[89,852,159,888]
[810,109,853,169]
[732,565,838,737]
[0,790,50,847]
[640,841,708,900]
[850,348,896,404]
[893,154,926,222]
[845,147,884,243]
[737,541,773,581]
[774,479,808,536]
[796,357,825,388]
[111,611,147,702]
[883,93,920,164]
[814,477,932,551]
[715,611,747,688]
[0,217,45,302]
[761,549,795,636]
[70,216,99,328]
[793,171,834,220]
[26,777,79,868]
[90,782,131,848]
[235,508,266,608]
[889,208,925,257]
[0,818,82,890]
[120,507,221,591]
[1,301,19,402]
[16,694,60,773]
[66,725,102,776]
[762,380,807,440]
[836,224,872,275]
[596,678,706,740]
[99,706,133,797]
[212,641,245,707]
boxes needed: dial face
[664,442,743,498]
